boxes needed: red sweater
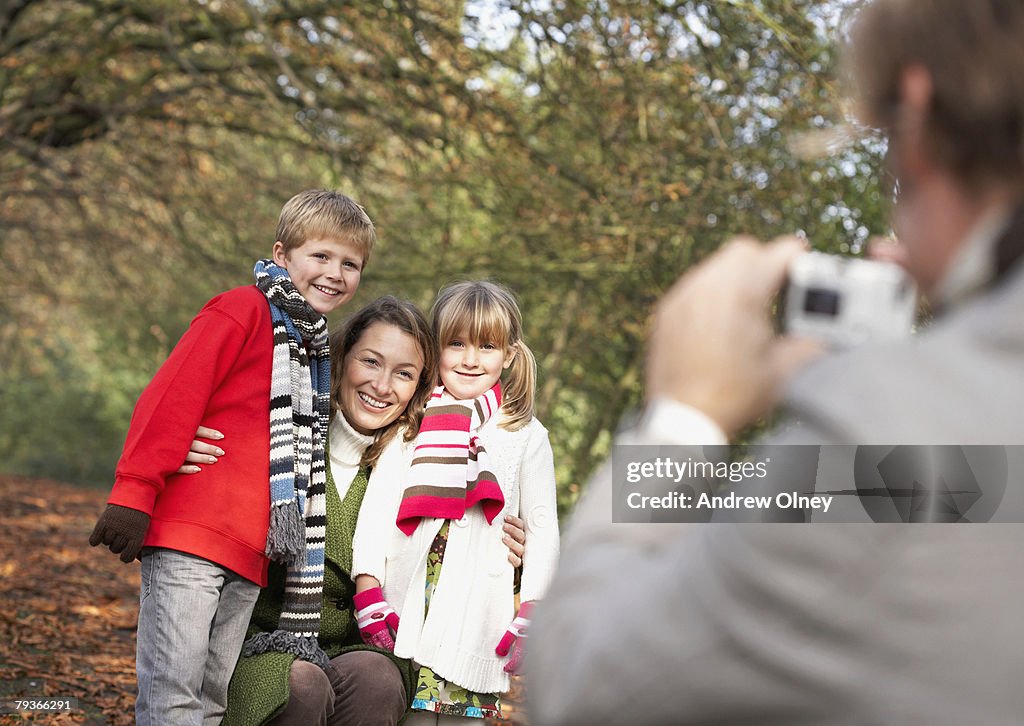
[109,286,273,586]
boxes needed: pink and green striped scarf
[396,383,505,536]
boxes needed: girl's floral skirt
[409,521,502,720]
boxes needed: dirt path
[0,475,136,724]
[0,476,526,724]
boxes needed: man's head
[272,190,376,315]
[851,0,1024,189]
[848,0,1024,292]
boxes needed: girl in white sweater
[351,280,560,723]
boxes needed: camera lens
[803,287,841,316]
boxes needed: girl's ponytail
[500,337,536,431]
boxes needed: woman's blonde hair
[432,280,537,431]
[330,296,438,466]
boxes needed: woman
[182,296,527,725]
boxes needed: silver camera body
[782,252,917,347]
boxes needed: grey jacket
[527,226,1024,724]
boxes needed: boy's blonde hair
[432,280,537,431]
[276,189,376,265]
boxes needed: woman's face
[339,321,425,435]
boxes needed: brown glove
[89,504,151,563]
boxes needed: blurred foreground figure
[528,1,1024,723]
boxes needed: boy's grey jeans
[136,548,259,726]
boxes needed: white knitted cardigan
[352,413,561,694]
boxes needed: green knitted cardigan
[222,459,415,726]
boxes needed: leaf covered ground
[0,475,525,724]
[0,475,136,724]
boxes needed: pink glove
[495,600,535,673]
[353,587,400,651]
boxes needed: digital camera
[780,252,917,347]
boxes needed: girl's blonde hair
[432,280,537,431]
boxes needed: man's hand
[647,236,823,437]
[89,504,151,563]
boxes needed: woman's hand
[176,426,225,474]
[503,514,526,567]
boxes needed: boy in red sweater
[89,189,374,726]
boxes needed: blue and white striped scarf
[245,258,331,668]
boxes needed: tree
[1,0,885,507]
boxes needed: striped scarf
[396,383,505,536]
[244,259,331,668]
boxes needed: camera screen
[803,287,841,316]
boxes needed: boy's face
[272,237,364,315]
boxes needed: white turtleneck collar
[328,411,375,499]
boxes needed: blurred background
[0,0,886,512]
